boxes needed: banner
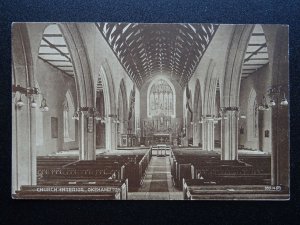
[185,83,193,121]
[128,86,135,120]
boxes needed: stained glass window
[148,79,175,117]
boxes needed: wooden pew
[37,179,128,200]
[171,149,271,187]
[15,179,128,200]
[36,149,152,193]
[122,149,152,191]
[182,179,289,200]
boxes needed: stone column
[193,122,201,147]
[12,97,37,193]
[221,107,239,160]
[78,110,96,160]
[186,122,193,146]
[202,116,215,151]
[105,116,117,151]
[271,95,288,187]
[12,24,37,193]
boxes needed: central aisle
[128,156,183,200]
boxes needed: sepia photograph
[12,22,289,200]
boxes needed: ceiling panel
[38,24,74,77]
[241,25,269,79]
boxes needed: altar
[141,113,182,146]
[153,133,171,145]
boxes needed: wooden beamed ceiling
[38,24,75,78]
[96,23,218,88]
[241,25,269,79]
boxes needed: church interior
[12,23,289,200]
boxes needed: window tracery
[148,79,175,117]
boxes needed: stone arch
[193,79,202,146]
[261,25,289,186]
[193,79,202,122]
[98,61,117,150]
[58,23,94,109]
[119,79,128,122]
[12,24,37,193]
[221,25,254,160]
[57,23,96,160]
[202,60,219,151]
[117,79,128,146]
[222,25,254,107]
[203,59,217,116]
[184,83,193,146]
[128,86,137,135]
[99,61,117,115]
[33,23,96,159]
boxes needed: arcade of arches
[12,23,289,200]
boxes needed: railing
[151,145,171,156]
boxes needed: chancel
[12,23,289,200]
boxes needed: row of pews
[170,149,289,200]
[14,149,152,200]
[182,179,289,200]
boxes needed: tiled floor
[128,156,183,200]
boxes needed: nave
[129,152,182,200]
[12,22,289,200]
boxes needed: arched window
[64,90,75,142]
[247,89,258,139]
[147,78,176,118]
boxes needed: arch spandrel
[119,79,128,119]
[58,23,95,108]
[100,60,117,115]
[222,25,254,107]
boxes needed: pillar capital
[79,106,97,117]
[201,115,217,122]
[220,106,240,113]
[220,107,240,119]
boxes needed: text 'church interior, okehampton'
[12,23,289,200]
